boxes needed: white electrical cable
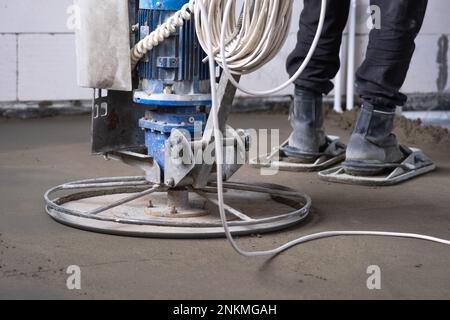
[131,0,294,78]
[193,0,324,96]
[194,0,450,257]
[195,0,293,75]
[132,0,450,256]
[197,0,320,96]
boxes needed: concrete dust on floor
[0,112,449,299]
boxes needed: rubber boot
[343,103,405,176]
[282,89,327,163]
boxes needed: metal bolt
[170,206,178,215]
[166,178,175,187]
[131,23,139,32]
[171,148,180,159]
[163,86,172,95]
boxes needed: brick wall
[0,0,91,102]
[0,0,449,102]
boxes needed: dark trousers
[286,0,428,110]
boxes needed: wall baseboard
[1,92,449,119]
[0,101,91,119]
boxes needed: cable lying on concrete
[196,0,450,257]
[134,0,450,257]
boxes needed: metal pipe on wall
[346,0,357,111]
[333,44,344,113]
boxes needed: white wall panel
[18,34,91,101]
[0,34,17,101]
[0,0,448,102]
[0,0,73,33]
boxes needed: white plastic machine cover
[74,0,132,91]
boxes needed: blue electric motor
[135,0,212,173]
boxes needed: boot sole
[343,145,415,176]
[342,160,403,177]
[280,146,323,163]
[280,138,346,164]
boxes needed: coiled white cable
[194,0,450,257]
[131,0,294,76]
[195,0,293,75]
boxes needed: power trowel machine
[45,0,312,238]
[45,0,446,251]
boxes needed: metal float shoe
[251,88,346,172]
[319,146,436,186]
[251,136,346,172]
[319,105,436,186]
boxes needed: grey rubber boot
[282,89,327,162]
[343,104,405,176]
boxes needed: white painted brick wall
[0,0,449,102]
[0,0,73,33]
[0,34,17,101]
[18,34,91,101]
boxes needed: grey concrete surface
[0,114,449,300]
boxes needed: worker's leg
[345,0,428,175]
[287,0,350,94]
[285,0,350,160]
[356,0,428,109]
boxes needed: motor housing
[135,0,212,175]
